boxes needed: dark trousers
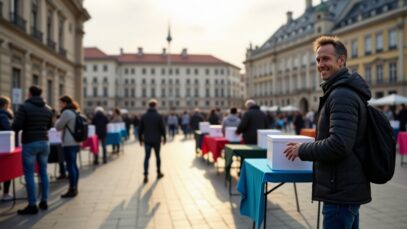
[112,144,120,153]
[143,143,161,176]
[94,137,107,162]
[63,146,80,188]
[2,181,11,194]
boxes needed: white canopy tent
[281,105,299,112]
[369,94,407,106]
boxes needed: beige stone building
[245,0,407,113]
[0,0,90,110]
[83,47,242,115]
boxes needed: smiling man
[283,36,372,229]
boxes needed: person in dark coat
[139,99,166,184]
[0,96,13,201]
[91,107,109,164]
[122,112,132,140]
[208,109,220,124]
[12,86,53,215]
[284,36,371,228]
[293,111,305,135]
[190,108,204,132]
[236,100,268,144]
[396,104,407,131]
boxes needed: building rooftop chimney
[306,0,312,10]
[181,48,187,57]
[138,47,143,56]
[162,48,166,55]
[286,11,293,23]
[120,48,123,55]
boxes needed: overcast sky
[83,0,308,71]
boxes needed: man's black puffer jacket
[299,68,372,205]
[12,96,53,144]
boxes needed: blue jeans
[63,146,80,188]
[323,203,360,229]
[22,141,50,206]
[143,143,161,176]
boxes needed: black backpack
[335,86,396,184]
[67,111,89,142]
[360,105,396,184]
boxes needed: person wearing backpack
[55,95,81,198]
[283,36,372,229]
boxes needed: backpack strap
[64,109,78,139]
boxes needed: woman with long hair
[55,95,80,198]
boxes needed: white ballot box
[48,128,62,144]
[107,123,120,133]
[267,135,314,171]
[0,131,15,153]
[209,125,223,137]
[225,127,241,142]
[257,129,282,149]
[199,122,210,134]
[88,125,96,137]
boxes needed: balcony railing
[59,47,66,57]
[31,26,43,42]
[47,38,56,50]
[9,13,26,31]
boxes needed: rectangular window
[58,18,64,49]
[151,68,155,75]
[194,88,199,97]
[47,80,53,105]
[124,88,128,97]
[161,88,165,97]
[103,77,108,83]
[32,74,39,85]
[93,65,98,72]
[142,68,146,75]
[83,87,87,97]
[131,88,135,97]
[364,65,371,83]
[103,87,108,97]
[205,88,210,97]
[205,69,209,75]
[376,33,383,52]
[142,88,146,97]
[124,68,128,74]
[151,88,155,97]
[389,62,397,82]
[364,35,372,55]
[161,68,166,75]
[351,40,358,58]
[59,83,64,96]
[389,29,397,49]
[93,87,97,96]
[175,68,179,75]
[376,65,383,84]
[31,0,38,30]
[194,68,199,75]
[186,88,190,97]
[131,68,135,74]
[103,65,108,71]
[186,68,190,75]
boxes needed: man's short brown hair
[313,36,347,65]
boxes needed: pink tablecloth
[397,132,407,155]
[0,148,23,182]
[81,135,99,155]
[201,135,229,162]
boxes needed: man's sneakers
[38,201,48,210]
[17,205,38,215]
[2,193,13,201]
[143,173,164,184]
[61,187,78,198]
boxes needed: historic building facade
[0,0,90,110]
[83,47,242,114]
[245,0,407,112]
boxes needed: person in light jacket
[55,95,80,198]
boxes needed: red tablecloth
[397,132,407,155]
[81,135,99,155]
[0,148,23,182]
[201,135,229,162]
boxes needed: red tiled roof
[84,47,239,69]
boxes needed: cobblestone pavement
[1,134,407,228]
